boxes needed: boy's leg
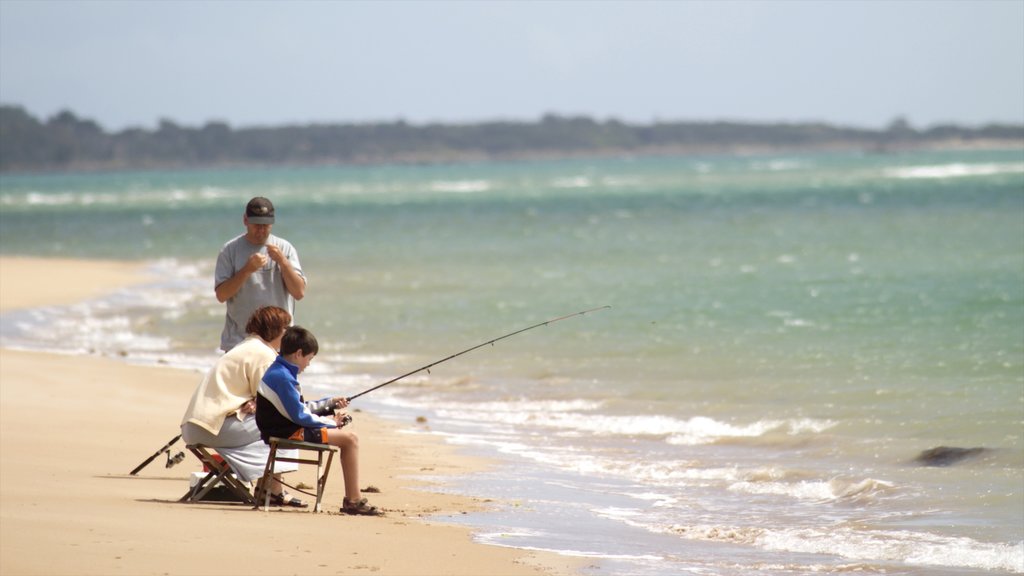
[325,428,361,502]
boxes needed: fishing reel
[165,449,186,468]
[338,414,353,428]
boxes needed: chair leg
[254,438,338,513]
[179,469,217,502]
[257,440,279,511]
[182,445,256,505]
[218,468,257,505]
[315,451,334,513]
[190,470,226,502]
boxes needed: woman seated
[180,305,305,506]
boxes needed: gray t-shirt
[215,233,304,351]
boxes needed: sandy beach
[0,257,581,576]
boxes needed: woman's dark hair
[245,306,292,342]
[281,325,318,357]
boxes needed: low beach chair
[179,444,256,505]
[255,437,336,513]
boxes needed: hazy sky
[1,0,1022,131]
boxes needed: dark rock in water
[913,446,988,466]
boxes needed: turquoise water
[2,149,1023,573]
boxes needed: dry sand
[0,257,581,576]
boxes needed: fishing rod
[346,305,610,402]
[129,434,184,475]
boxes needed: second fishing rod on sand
[130,305,610,474]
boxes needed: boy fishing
[255,326,381,516]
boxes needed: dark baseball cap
[245,197,275,224]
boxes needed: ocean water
[1,149,1023,574]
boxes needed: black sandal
[271,492,308,508]
[341,497,382,516]
[256,488,309,508]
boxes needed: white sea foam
[429,179,492,193]
[600,176,643,188]
[758,527,1024,572]
[432,427,835,494]
[0,258,211,366]
[23,192,78,206]
[392,394,836,447]
[475,533,663,561]
[662,524,1024,572]
[751,159,807,172]
[666,416,837,445]
[885,162,1024,180]
[198,186,231,200]
[786,418,837,434]
[728,477,896,503]
[8,189,187,208]
[7,302,171,354]
[552,176,592,189]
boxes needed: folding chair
[179,444,256,505]
[256,437,336,513]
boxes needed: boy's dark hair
[245,306,292,342]
[281,325,318,357]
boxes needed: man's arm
[267,244,306,300]
[215,252,267,303]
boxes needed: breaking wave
[398,396,836,446]
[885,162,1024,180]
[661,524,1023,572]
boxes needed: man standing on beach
[215,197,306,351]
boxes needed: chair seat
[179,444,256,505]
[257,437,337,512]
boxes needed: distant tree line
[1,104,1021,172]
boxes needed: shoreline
[0,257,582,576]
